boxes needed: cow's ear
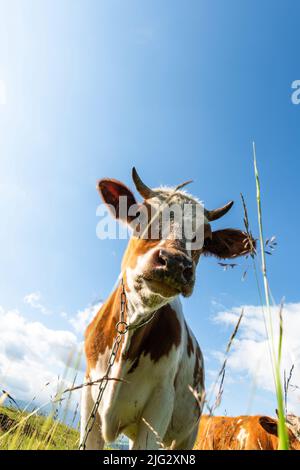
[97,178,137,223]
[203,229,255,259]
[259,416,278,436]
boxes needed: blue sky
[0,1,300,417]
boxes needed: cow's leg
[131,386,174,450]
[80,383,104,450]
[172,426,198,450]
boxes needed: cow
[286,414,300,440]
[80,168,254,450]
[194,414,300,450]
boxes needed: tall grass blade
[253,141,289,450]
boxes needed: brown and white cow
[194,415,300,450]
[80,168,253,450]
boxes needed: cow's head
[97,168,254,313]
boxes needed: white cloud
[213,303,300,414]
[0,292,104,410]
[0,306,82,407]
[24,292,50,316]
[69,301,102,335]
[0,290,107,415]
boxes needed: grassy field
[0,405,79,450]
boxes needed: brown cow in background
[194,415,300,450]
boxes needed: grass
[0,405,79,450]
[253,142,289,450]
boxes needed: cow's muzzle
[145,248,195,297]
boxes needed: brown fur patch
[121,237,160,271]
[194,415,300,450]
[85,283,127,373]
[125,304,182,374]
[185,322,194,358]
[193,345,204,390]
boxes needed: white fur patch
[125,241,173,322]
[152,186,203,206]
[237,427,248,447]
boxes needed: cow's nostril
[157,250,167,267]
[182,267,193,283]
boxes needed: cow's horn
[205,200,234,221]
[132,167,156,199]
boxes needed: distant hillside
[0,405,129,450]
[2,396,80,428]
[0,405,79,450]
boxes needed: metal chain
[79,278,128,450]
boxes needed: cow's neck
[85,277,183,382]
[100,278,179,358]
[102,279,181,375]
[125,291,162,330]
[122,274,179,327]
